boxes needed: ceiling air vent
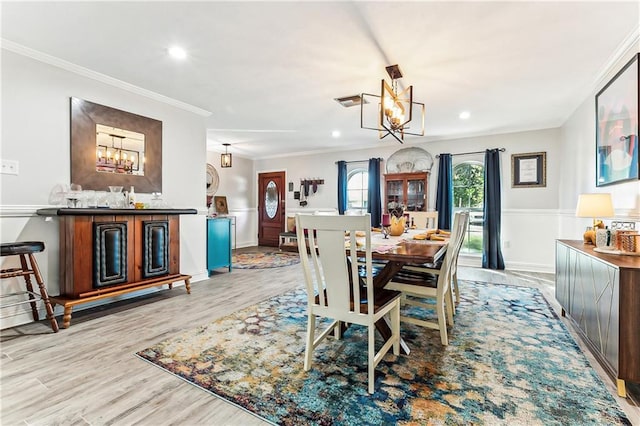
[334,94,367,108]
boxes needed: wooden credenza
[37,208,197,328]
[555,240,640,397]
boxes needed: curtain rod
[435,148,505,159]
[334,157,383,165]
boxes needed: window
[453,161,484,254]
[347,169,368,212]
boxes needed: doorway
[258,171,286,247]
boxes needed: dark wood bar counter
[37,208,197,328]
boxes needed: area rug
[232,251,300,269]
[136,281,630,425]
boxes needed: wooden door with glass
[258,171,286,247]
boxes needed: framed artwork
[214,196,228,215]
[595,53,639,187]
[511,152,546,188]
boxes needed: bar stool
[1,241,59,332]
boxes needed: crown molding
[1,38,212,117]
[592,26,640,92]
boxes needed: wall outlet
[0,159,19,175]
[503,240,511,248]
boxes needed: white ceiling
[2,1,639,159]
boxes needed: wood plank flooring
[1,247,638,425]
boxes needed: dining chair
[295,213,402,394]
[409,211,438,229]
[384,211,468,345]
[404,211,469,306]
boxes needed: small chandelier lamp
[361,64,425,144]
[221,143,232,168]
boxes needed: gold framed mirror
[206,163,219,197]
[70,97,162,192]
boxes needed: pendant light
[221,143,232,168]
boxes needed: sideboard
[37,208,197,328]
[555,239,640,398]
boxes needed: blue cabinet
[207,217,232,273]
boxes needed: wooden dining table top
[280,229,448,265]
[367,240,447,264]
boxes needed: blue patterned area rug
[136,281,630,425]
[232,251,300,269]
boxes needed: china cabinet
[384,172,429,212]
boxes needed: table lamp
[575,193,614,244]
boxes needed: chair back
[450,211,469,270]
[447,212,468,262]
[409,211,438,229]
[438,212,469,286]
[296,213,373,325]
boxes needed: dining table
[280,228,449,354]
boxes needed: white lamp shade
[575,193,614,218]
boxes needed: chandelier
[361,64,425,143]
[96,133,140,174]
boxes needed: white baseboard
[458,255,554,274]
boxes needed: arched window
[453,161,484,254]
[347,169,368,212]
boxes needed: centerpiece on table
[387,202,407,236]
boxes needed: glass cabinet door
[406,179,425,211]
[386,180,403,210]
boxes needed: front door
[258,171,285,247]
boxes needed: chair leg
[304,314,315,371]
[334,320,342,340]
[368,324,375,394]
[436,297,449,346]
[19,254,40,321]
[445,289,455,326]
[392,302,400,356]
[453,272,460,306]
[29,253,59,333]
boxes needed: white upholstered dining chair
[385,211,468,345]
[295,213,402,394]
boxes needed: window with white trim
[347,169,368,212]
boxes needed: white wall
[1,50,210,328]
[206,152,256,248]
[558,50,640,241]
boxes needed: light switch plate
[1,159,19,175]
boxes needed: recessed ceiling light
[332,130,341,138]
[168,46,187,60]
[459,111,471,120]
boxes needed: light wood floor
[1,248,638,425]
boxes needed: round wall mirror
[206,163,219,196]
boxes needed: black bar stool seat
[1,241,59,332]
